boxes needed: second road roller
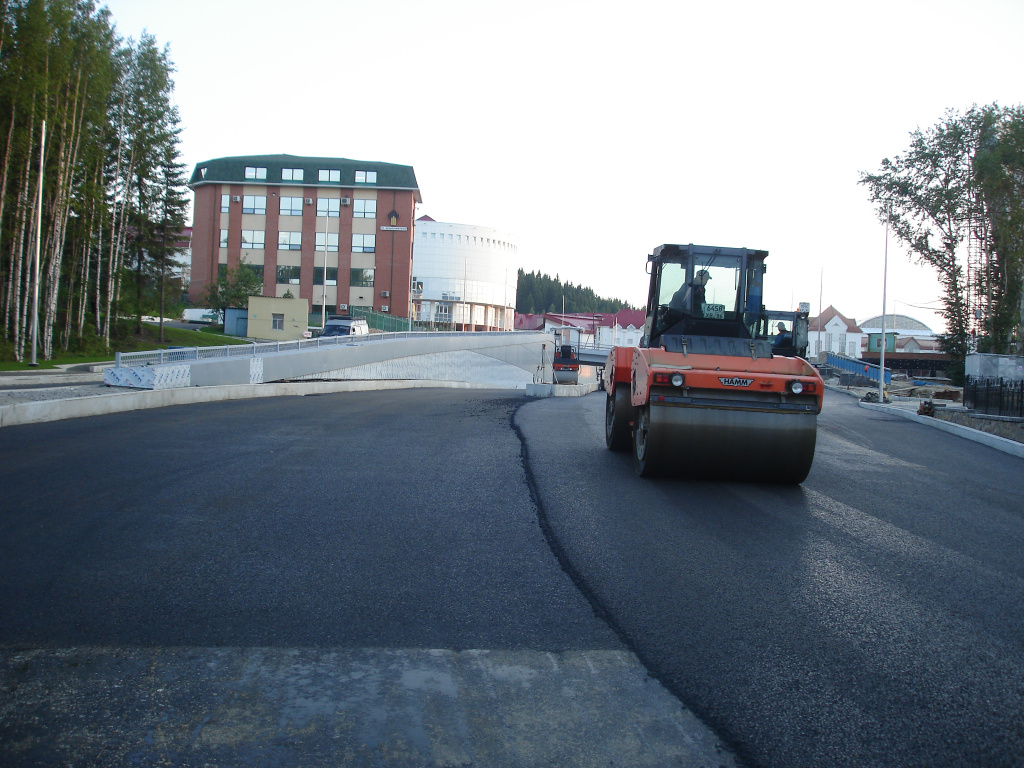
[602,243,824,483]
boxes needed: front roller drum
[632,403,818,483]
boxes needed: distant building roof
[809,305,862,333]
[514,313,546,331]
[608,309,646,329]
[515,310,645,331]
[860,313,933,333]
[895,335,941,352]
[189,154,421,202]
[171,226,192,249]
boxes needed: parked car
[320,316,369,337]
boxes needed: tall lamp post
[321,209,328,330]
[879,206,890,404]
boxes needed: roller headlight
[671,373,685,387]
[790,381,804,394]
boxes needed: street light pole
[321,209,328,330]
[816,268,822,362]
[879,206,890,404]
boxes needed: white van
[320,316,369,337]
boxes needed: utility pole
[321,208,328,330]
[879,207,890,404]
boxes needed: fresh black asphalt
[516,389,1024,768]
[0,390,616,651]
[2,387,1022,767]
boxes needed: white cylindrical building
[411,216,518,331]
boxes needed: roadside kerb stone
[857,399,1024,459]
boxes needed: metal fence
[825,352,892,385]
[113,330,530,368]
[963,376,1024,418]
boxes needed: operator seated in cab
[774,321,793,348]
[668,269,711,315]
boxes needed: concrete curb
[0,379,499,428]
[857,400,1024,459]
[525,383,599,398]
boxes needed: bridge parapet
[105,332,553,391]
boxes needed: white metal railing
[113,330,534,368]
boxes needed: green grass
[0,322,250,371]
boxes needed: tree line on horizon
[515,268,637,316]
[860,104,1024,380]
[0,0,187,362]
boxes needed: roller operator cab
[603,244,824,483]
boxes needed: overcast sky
[102,0,1024,331]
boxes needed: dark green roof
[190,154,420,201]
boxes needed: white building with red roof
[515,309,646,349]
[808,306,865,359]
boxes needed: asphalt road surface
[1,387,1021,767]
[518,389,1024,768]
[0,389,735,768]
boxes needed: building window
[317,198,340,217]
[313,267,338,286]
[241,230,265,249]
[281,168,303,181]
[279,197,304,216]
[315,232,339,252]
[244,166,267,180]
[217,264,228,281]
[276,265,301,284]
[278,231,302,250]
[352,233,375,253]
[354,170,377,184]
[242,195,266,215]
[221,194,230,212]
[353,199,376,219]
[219,229,228,248]
[272,313,284,330]
[318,169,341,183]
[350,268,374,287]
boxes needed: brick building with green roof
[188,154,421,323]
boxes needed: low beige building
[247,296,310,340]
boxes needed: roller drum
[633,402,817,483]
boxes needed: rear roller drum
[632,405,659,477]
[605,386,632,451]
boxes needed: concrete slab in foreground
[0,646,738,768]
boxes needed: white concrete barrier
[0,380,499,428]
[526,383,599,397]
